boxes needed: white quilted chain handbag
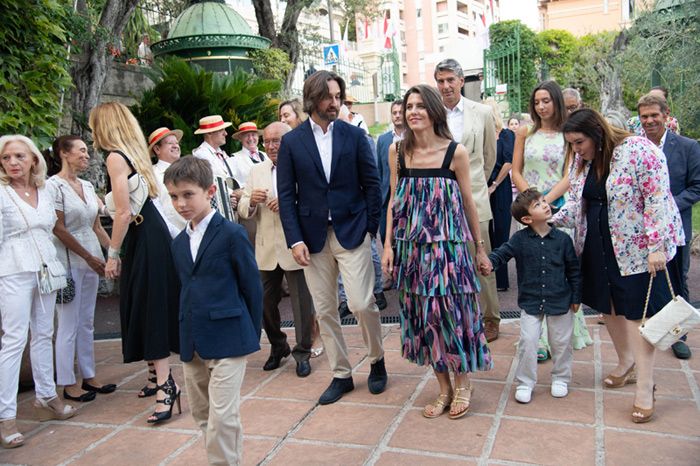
[639,268,700,351]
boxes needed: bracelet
[475,240,485,247]
[107,247,120,259]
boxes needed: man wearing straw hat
[192,115,238,220]
[228,122,267,189]
[342,95,368,133]
[148,127,186,236]
[227,122,267,244]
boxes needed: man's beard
[318,107,338,122]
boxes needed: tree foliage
[621,1,700,139]
[132,58,281,154]
[488,20,540,112]
[250,48,294,83]
[537,29,577,85]
[0,0,73,148]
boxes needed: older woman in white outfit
[0,135,76,450]
[48,135,115,403]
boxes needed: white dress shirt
[185,209,216,261]
[271,164,278,198]
[226,147,267,189]
[192,141,233,180]
[445,96,465,142]
[310,118,334,183]
[153,159,187,236]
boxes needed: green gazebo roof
[152,0,270,59]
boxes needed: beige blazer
[238,159,299,271]
[460,98,497,222]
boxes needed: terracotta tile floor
[3,321,700,466]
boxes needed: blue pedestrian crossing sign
[323,44,340,65]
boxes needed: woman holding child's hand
[551,108,684,424]
[382,85,492,421]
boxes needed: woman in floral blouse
[553,109,684,424]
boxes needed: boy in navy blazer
[164,157,262,465]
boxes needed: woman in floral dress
[382,85,492,420]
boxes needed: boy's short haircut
[511,188,543,225]
[163,156,213,190]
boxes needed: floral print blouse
[552,136,684,276]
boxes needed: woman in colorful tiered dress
[382,85,492,420]
[512,81,592,359]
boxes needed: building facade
[538,0,644,36]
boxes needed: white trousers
[516,310,574,389]
[303,230,384,379]
[55,266,99,386]
[0,272,57,419]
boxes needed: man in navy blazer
[639,93,700,359]
[277,70,387,405]
[376,99,405,243]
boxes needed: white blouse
[49,176,104,269]
[0,184,65,278]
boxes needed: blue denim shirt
[489,226,581,315]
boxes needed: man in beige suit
[238,122,315,377]
[435,58,501,342]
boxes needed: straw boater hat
[194,115,233,135]
[147,127,183,152]
[232,122,263,139]
[343,95,358,104]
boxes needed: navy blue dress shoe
[296,360,311,377]
[671,341,692,359]
[368,357,388,394]
[319,377,354,405]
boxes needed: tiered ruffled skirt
[392,176,492,374]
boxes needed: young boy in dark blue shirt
[164,157,262,464]
[483,188,581,404]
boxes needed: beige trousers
[468,220,500,325]
[183,353,247,466]
[303,229,384,378]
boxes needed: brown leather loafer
[484,321,499,343]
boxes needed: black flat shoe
[63,389,96,402]
[296,360,311,378]
[319,377,354,405]
[671,341,692,360]
[263,346,291,371]
[82,382,117,394]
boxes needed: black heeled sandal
[146,374,181,424]
[137,363,158,398]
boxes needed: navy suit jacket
[662,131,700,241]
[171,212,263,362]
[376,130,393,204]
[277,118,381,253]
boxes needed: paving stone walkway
[2,319,700,466]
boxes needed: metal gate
[483,24,521,115]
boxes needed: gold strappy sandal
[423,392,452,419]
[449,384,473,420]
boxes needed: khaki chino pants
[303,229,384,379]
[183,353,247,466]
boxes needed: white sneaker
[515,385,532,403]
[551,381,568,398]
